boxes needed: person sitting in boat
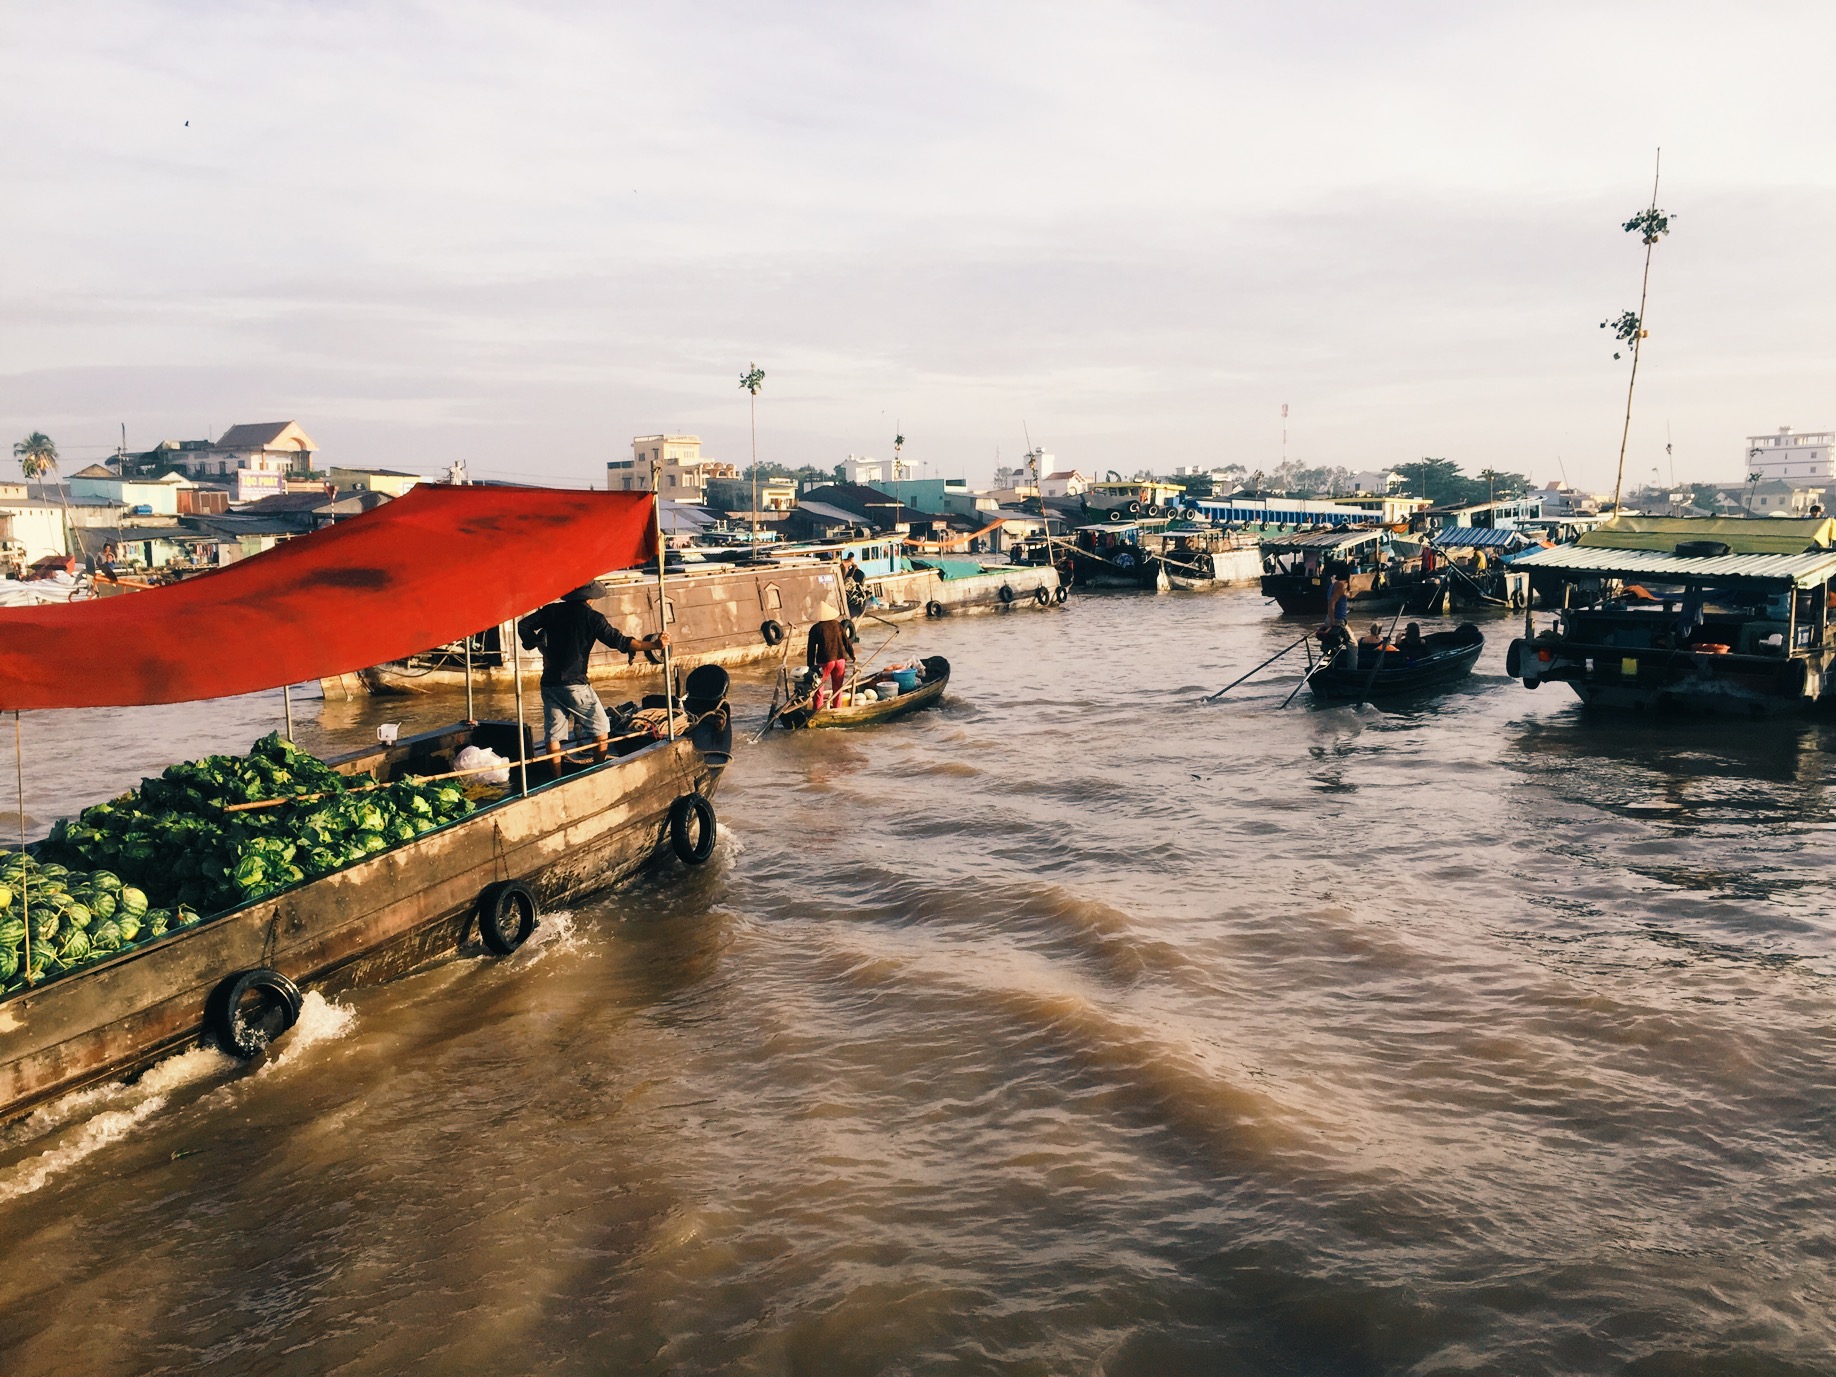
[1358,622,1393,651]
[518,582,669,769]
[806,602,855,710]
[1397,623,1427,661]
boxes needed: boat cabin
[1507,516,1836,713]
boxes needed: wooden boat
[1506,516,1836,715]
[1260,526,1435,616]
[0,694,734,1124]
[776,655,951,729]
[1307,624,1485,701]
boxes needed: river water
[3,590,1835,1376]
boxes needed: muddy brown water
[2,591,1835,1376]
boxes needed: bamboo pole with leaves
[741,363,765,535]
[1604,151,1673,515]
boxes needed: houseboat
[1259,526,1429,616]
[1505,516,1836,714]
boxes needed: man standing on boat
[806,602,855,710]
[518,582,669,767]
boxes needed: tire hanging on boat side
[760,620,786,646]
[669,792,717,865]
[477,880,539,955]
[207,968,304,1059]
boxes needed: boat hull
[0,718,730,1124]
[1308,631,1485,701]
[778,657,950,729]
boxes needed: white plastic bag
[454,744,511,785]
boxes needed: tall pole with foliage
[1603,152,1672,515]
[13,432,70,556]
[740,363,765,534]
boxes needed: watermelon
[118,887,148,919]
[0,918,23,949]
[89,870,121,893]
[87,889,117,921]
[0,948,15,982]
[88,920,121,953]
[29,912,57,944]
[64,902,92,931]
[116,913,141,943]
[59,928,91,962]
[0,882,14,911]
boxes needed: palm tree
[13,431,56,499]
[12,432,71,555]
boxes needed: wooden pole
[511,621,529,796]
[282,683,293,740]
[14,713,29,984]
[464,634,475,722]
[651,470,676,741]
[1205,631,1314,701]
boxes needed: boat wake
[254,990,358,1076]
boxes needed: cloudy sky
[3,1,1833,491]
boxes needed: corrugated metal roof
[1512,543,1836,587]
[1432,526,1530,549]
[1261,526,1385,550]
[1577,515,1835,554]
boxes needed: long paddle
[1204,631,1315,702]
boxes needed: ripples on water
[3,592,1836,1375]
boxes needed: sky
[3,1,1834,492]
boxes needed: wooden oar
[1204,631,1315,702]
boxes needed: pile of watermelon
[0,733,476,991]
[0,851,199,987]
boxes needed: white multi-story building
[841,454,912,487]
[1743,427,1835,483]
[608,434,739,504]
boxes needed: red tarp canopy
[0,486,659,710]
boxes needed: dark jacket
[806,619,854,670]
[518,600,635,686]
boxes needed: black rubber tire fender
[760,620,786,646]
[1196,552,1216,577]
[998,584,1016,604]
[1106,509,1124,522]
[669,792,717,865]
[841,618,858,643]
[477,879,539,955]
[1510,589,1526,610]
[1053,585,1068,604]
[925,600,945,618]
[644,645,665,665]
[1505,640,1523,678]
[1032,586,1050,606]
[207,968,303,1059]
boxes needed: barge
[0,486,731,1122]
[329,536,1060,696]
[1259,526,1433,616]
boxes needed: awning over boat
[0,486,659,710]
[1260,526,1386,551]
[1577,515,1835,554]
[1511,543,1836,588]
[1430,526,1536,550]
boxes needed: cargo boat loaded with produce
[0,487,729,1123]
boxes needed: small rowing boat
[777,655,952,729]
[1307,624,1485,702]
